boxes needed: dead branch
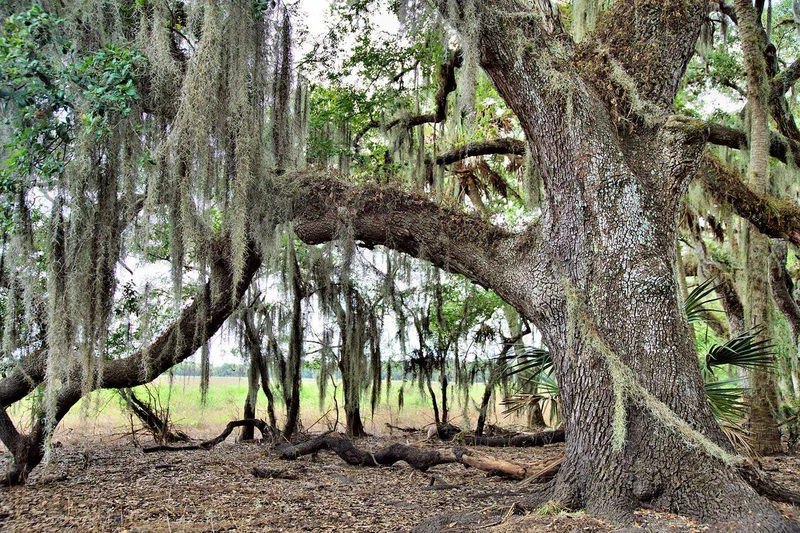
[276,432,559,482]
[459,428,565,447]
[251,467,302,480]
[385,423,420,433]
[118,388,190,444]
[277,432,459,471]
[142,419,272,453]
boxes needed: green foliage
[705,328,775,371]
[684,277,721,325]
[74,44,145,134]
[0,6,72,190]
[705,378,748,423]
[0,5,145,195]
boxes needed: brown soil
[0,434,798,532]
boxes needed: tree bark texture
[734,0,783,456]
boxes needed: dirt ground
[1,433,799,532]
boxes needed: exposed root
[739,463,800,505]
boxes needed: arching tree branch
[289,176,558,323]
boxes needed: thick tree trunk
[475,383,492,437]
[257,347,279,433]
[440,372,448,425]
[344,402,366,438]
[242,394,256,441]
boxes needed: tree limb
[698,153,800,247]
[769,240,800,344]
[353,50,462,148]
[771,57,800,96]
[705,121,800,168]
[435,138,526,166]
[289,176,555,320]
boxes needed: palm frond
[705,378,748,423]
[684,277,721,325]
[498,347,552,379]
[537,372,560,398]
[719,421,756,458]
[706,327,774,370]
[500,392,539,417]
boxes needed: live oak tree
[293,0,800,528]
[3,0,800,530]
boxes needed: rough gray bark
[281,242,304,440]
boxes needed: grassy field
[5,376,528,444]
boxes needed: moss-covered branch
[698,153,800,246]
[435,138,526,166]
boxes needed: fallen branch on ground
[459,428,565,447]
[142,419,271,453]
[385,423,419,433]
[277,432,460,470]
[251,467,302,480]
[276,432,561,481]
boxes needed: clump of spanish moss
[0,0,311,436]
[572,0,613,43]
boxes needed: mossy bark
[734,0,783,456]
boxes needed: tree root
[739,463,800,505]
[142,419,275,453]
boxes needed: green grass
[6,376,523,443]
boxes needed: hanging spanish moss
[0,0,312,440]
[448,0,478,129]
[572,0,613,43]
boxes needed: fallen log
[277,432,460,471]
[459,428,564,447]
[276,432,560,482]
[143,419,270,453]
[454,448,529,479]
[385,423,419,433]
